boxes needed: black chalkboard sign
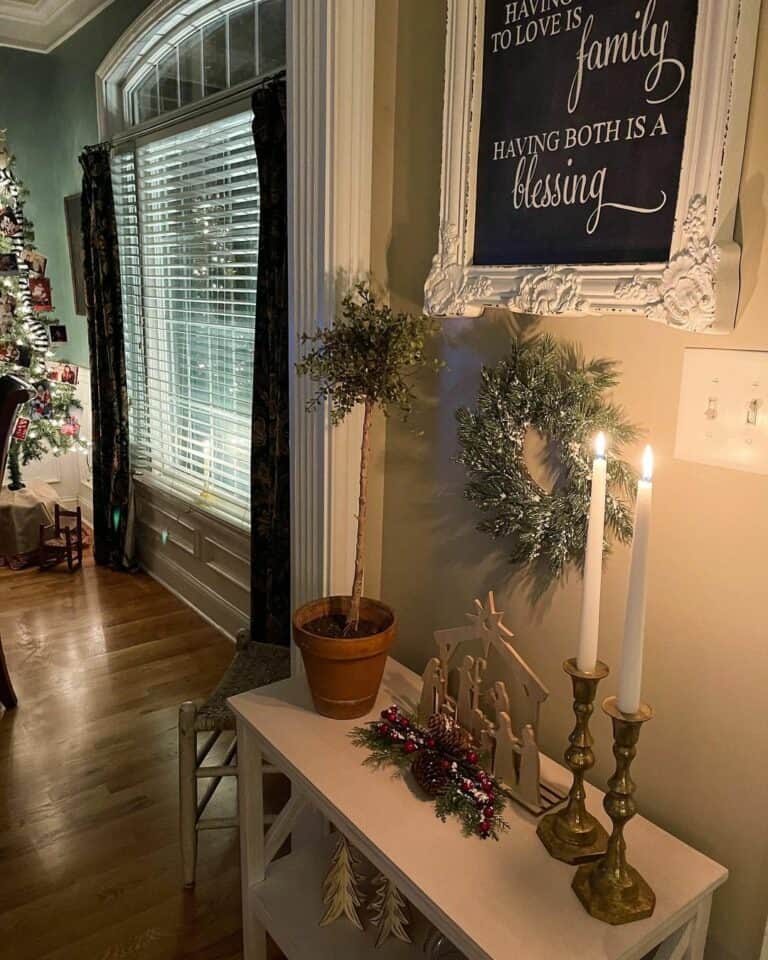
[473,0,699,267]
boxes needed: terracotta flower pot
[292,596,396,720]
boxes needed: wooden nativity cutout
[420,592,565,815]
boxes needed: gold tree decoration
[319,834,364,930]
[297,281,442,633]
[369,872,412,948]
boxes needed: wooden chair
[178,629,290,886]
[39,504,84,572]
[0,374,34,710]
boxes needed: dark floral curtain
[80,143,134,569]
[250,72,290,645]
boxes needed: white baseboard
[138,544,246,642]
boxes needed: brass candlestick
[537,658,609,864]
[572,696,656,925]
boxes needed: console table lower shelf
[229,659,727,960]
[249,832,447,958]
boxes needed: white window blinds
[113,110,258,529]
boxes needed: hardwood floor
[0,557,256,960]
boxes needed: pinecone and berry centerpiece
[351,705,507,840]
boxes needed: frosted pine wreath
[456,335,639,580]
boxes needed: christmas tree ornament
[368,872,411,948]
[456,334,640,582]
[319,833,364,930]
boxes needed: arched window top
[97,0,285,137]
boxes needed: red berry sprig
[350,706,509,841]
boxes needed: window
[114,111,260,528]
[109,0,286,530]
[125,0,286,128]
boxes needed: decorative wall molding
[0,0,117,53]
[427,0,761,333]
[286,0,376,665]
[135,480,250,641]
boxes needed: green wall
[0,0,153,369]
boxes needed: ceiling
[0,0,118,53]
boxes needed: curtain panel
[80,143,134,569]
[250,72,290,645]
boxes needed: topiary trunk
[346,399,373,634]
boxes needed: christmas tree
[319,833,364,929]
[369,872,411,948]
[0,131,83,490]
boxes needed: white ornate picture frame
[425,1,760,333]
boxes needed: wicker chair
[178,629,290,886]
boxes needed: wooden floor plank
[0,559,256,960]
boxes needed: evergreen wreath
[456,334,640,581]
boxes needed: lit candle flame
[595,432,607,459]
[642,445,654,482]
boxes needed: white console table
[229,658,726,960]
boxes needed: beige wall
[374,2,768,958]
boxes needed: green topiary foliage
[296,282,443,424]
[297,282,443,631]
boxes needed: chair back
[0,375,35,487]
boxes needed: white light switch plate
[675,349,768,475]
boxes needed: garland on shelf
[351,705,509,840]
[456,334,640,581]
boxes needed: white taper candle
[617,446,654,714]
[577,433,608,673]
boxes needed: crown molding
[0,0,117,53]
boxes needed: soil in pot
[304,615,380,639]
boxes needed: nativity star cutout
[466,591,515,659]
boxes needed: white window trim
[113,98,258,529]
[98,0,378,668]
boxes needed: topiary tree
[297,282,442,634]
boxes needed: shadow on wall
[734,171,766,315]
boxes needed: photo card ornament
[12,417,30,441]
[19,248,46,276]
[421,591,567,815]
[0,205,22,238]
[29,277,52,312]
[0,253,19,276]
[47,361,78,385]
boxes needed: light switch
[675,349,768,475]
